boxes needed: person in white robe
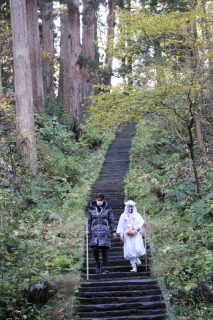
[116,200,146,272]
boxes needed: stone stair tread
[77,301,166,311]
[78,294,163,304]
[77,309,167,318]
[81,272,151,280]
[81,278,157,286]
[78,315,167,320]
[82,266,149,274]
[77,289,161,297]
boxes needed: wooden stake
[86,218,89,281]
[144,206,147,271]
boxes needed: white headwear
[124,200,139,218]
[124,200,136,206]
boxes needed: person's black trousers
[91,245,109,267]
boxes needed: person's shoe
[102,267,109,274]
[130,265,137,272]
[136,258,141,265]
[96,261,101,273]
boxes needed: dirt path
[76,124,167,319]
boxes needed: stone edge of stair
[147,234,176,320]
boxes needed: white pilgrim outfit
[116,200,146,270]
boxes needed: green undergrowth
[0,102,117,319]
[126,118,213,320]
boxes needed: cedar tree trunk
[82,0,95,106]
[26,0,45,112]
[127,0,132,86]
[42,0,54,96]
[105,0,116,85]
[10,0,37,170]
[68,1,82,122]
[58,6,71,109]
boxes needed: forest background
[1,0,213,319]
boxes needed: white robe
[117,209,146,260]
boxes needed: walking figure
[86,193,117,274]
[117,200,146,272]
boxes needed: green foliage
[126,118,213,318]
[0,105,116,319]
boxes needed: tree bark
[68,1,82,122]
[0,60,3,97]
[94,12,99,63]
[194,105,205,153]
[105,0,116,86]
[58,5,71,109]
[82,0,96,105]
[187,119,201,195]
[127,0,132,86]
[82,0,95,59]
[26,0,45,112]
[42,0,54,96]
[10,0,37,171]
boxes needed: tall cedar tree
[68,1,82,122]
[41,0,54,96]
[105,0,116,85]
[82,0,96,106]
[10,0,37,170]
[58,4,71,109]
[26,0,45,112]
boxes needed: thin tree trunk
[42,0,54,96]
[0,60,3,98]
[69,1,82,122]
[104,0,116,85]
[10,0,37,171]
[58,5,71,109]
[187,119,201,195]
[194,105,205,153]
[26,0,45,112]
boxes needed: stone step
[80,278,157,288]
[82,265,149,274]
[81,271,151,280]
[78,294,163,305]
[86,259,150,267]
[78,315,167,320]
[77,288,161,297]
[77,301,165,312]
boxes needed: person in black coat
[86,193,117,274]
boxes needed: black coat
[87,200,116,248]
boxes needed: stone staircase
[76,124,167,320]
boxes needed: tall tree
[58,4,71,109]
[126,0,132,86]
[10,0,37,170]
[41,0,54,96]
[0,60,3,97]
[82,0,96,105]
[68,0,82,122]
[26,0,45,112]
[104,0,116,85]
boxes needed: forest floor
[126,118,213,320]
[0,100,117,319]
